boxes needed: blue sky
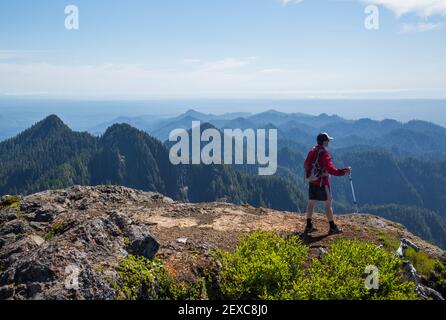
[0,0,445,99]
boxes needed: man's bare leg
[325,186,343,233]
[324,186,334,222]
[306,200,316,220]
[305,200,317,233]
[324,200,334,222]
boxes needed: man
[304,132,351,235]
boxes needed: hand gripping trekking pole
[349,172,359,214]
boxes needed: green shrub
[376,231,400,251]
[113,234,428,301]
[43,222,69,241]
[114,255,206,300]
[0,195,22,217]
[291,239,417,300]
[0,195,20,210]
[216,231,309,300]
[374,233,446,296]
[434,260,446,295]
[403,249,446,296]
[216,235,417,300]
[404,247,437,275]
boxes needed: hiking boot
[304,224,318,234]
[329,225,343,235]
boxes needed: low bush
[404,247,446,296]
[0,195,20,210]
[112,232,439,300]
[404,247,437,275]
[216,231,309,300]
[113,255,206,300]
[216,234,417,300]
[290,239,417,300]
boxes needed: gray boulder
[125,224,159,260]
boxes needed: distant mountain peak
[407,119,441,127]
[103,122,141,136]
[184,109,207,117]
[263,109,283,115]
[319,113,338,119]
[168,115,201,125]
[25,114,71,137]
[41,114,66,127]
[173,109,215,122]
[107,122,132,130]
[357,118,374,123]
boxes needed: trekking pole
[349,172,359,214]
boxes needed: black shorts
[309,184,330,201]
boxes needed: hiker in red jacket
[304,132,351,235]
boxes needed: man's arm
[321,152,348,176]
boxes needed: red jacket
[305,145,347,187]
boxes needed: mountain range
[0,115,304,212]
[1,112,446,249]
[85,109,446,160]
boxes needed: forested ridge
[0,115,304,213]
[1,114,446,248]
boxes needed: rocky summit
[0,185,445,300]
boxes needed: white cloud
[0,50,45,60]
[401,21,444,32]
[363,0,446,18]
[199,58,250,72]
[183,58,201,64]
[0,61,253,99]
[259,68,290,74]
[1,57,445,99]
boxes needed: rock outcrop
[0,185,445,300]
